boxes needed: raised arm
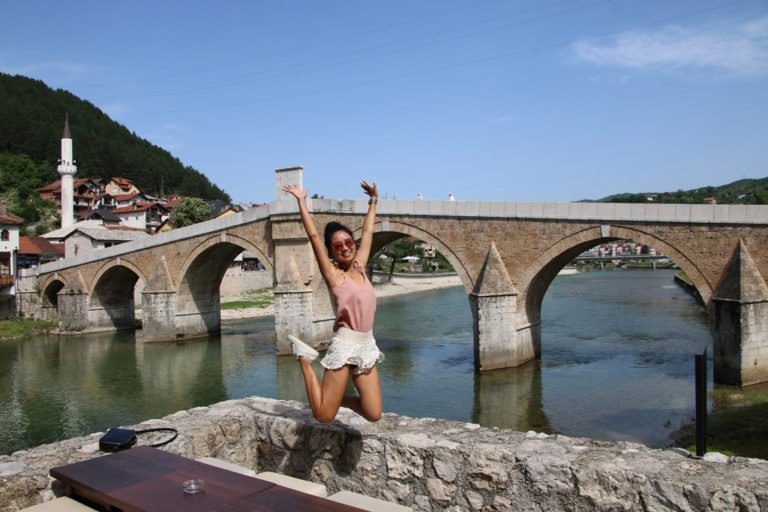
[282,185,342,289]
[354,180,378,267]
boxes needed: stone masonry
[1,397,767,512]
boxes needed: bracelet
[368,197,378,205]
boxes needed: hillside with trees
[0,153,59,234]
[594,177,768,204]
[0,73,230,210]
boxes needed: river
[0,269,710,455]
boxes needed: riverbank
[673,383,768,460]
[220,273,462,321]
[0,318,56,341]
[673,271,704,304]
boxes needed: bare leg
[346,366,383,422]
[298,359,382,423]
[298,358,349,423]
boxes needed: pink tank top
[331,264,377,332]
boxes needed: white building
[0,203,23,319]
[112,203,170,231]
[63,227,149,258]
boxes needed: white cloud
[573,15,768,77]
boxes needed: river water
[0,269,710,455]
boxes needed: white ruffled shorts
[321,327,385,375]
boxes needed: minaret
[57,114,77,228]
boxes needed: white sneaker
[288,335,319,362]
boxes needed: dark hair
[324,221,355,255]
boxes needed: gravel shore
[220,274,462,321]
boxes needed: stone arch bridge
[23,168,768,387]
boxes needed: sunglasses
[332,238,356,252]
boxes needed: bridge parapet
[307,197,768,224]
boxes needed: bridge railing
[307,198,768,224]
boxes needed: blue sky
[3,0,767,204]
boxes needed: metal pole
[695,348,707,456]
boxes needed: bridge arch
[88,263,143,331]
[40,278,65,322]
[178,234,272,286]
[175,234,272,338]
[39,273,69,295]
[367,220,472,293]
[522,224,712,331]
[89,257,149,292]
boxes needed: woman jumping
[282,180,384,423]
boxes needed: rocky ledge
[1,397,766,511]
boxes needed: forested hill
[594,177,768,204]
[0,73,230,202]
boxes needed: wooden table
[50,446,363,512]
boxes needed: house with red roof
[37,178,102,215]
[112,202,170,231]
[92,192,118,210]
[113,192,155,208]
[37,176,200,234]
[103,177,140,197]
[17,236,65,268]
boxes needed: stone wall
[219,267,273,297]
[1,397,767,512]
[0,295,13,320]
[14,273,40,319]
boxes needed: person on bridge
[281,181,384,423]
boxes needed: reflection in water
[473,364,550,433]
[1,269,710,455]
[134,339,227,416]
[0,332,229,454]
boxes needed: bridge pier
[274,288,314,352]
[470,243,535,370]
[88,302,135,331]
[271,166,336,353]
[712,240,768,386]
[470,292,535,370]
[57,290,88,331]
[175,293,221,340]
[271,232,335,353]
[139,291,178,342]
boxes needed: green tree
[0,153,57,225]
[169,198,213,228]
[370,237,456,281]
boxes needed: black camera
[98,428,137,452]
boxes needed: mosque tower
[57,115,77,228]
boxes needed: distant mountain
[0,73,230,202]
[591,177,768,204]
